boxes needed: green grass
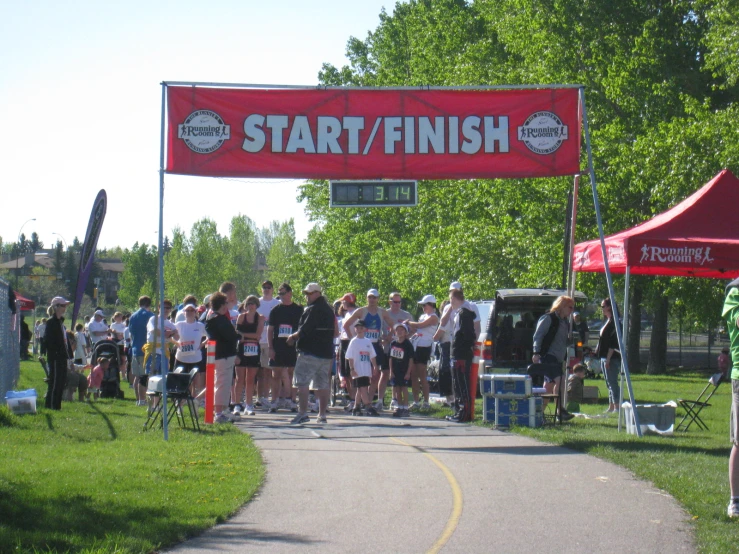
[428,370,738,553]
[0,361,264,554]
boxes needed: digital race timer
[329,180,418,208]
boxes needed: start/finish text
[242,115,510,155]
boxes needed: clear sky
[0,0,396,251]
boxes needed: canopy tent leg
[580,87,642,437]
[618,266,631,432]
[158,81,169,441]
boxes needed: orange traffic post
[205,340,215,424]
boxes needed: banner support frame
[579,86,641,436]
[158,81,169,441]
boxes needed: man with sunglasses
[382,292,411,409]
[267,283,303,411]
[287,283,337,424]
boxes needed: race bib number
[360,351,371,362]
[278,324,293,338]
[365,330,380,342]
[243,342,259,356]
[180,341,195,353]
[390,346,405,360]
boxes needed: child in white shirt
[345,320,378,416]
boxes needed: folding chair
[527,363,563,425]
[144,369,200,431]
[676,373,724,432]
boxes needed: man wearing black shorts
[268,283,304,411]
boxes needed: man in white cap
[343,288,396,410]
[88,310,109,345]
[438,281,481,338]
[287,283,337,424]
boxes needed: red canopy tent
[573,169,739,279]
[15,294,35,311]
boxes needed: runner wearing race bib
[345,320,378,416]
[174,304,208,382]
[342,289,397,410]
[233,296,264,417]
[389,322,415,418]
[267,283,304,412]
[405,295,439,410]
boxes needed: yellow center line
[391,437,463,553]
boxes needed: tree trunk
[627,280,643,373]
[647,295,668,374]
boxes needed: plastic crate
[622,401,676,436]
[483,396,542,427]
[5,389,37,415]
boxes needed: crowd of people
[38,280,485,423]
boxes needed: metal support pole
[158,82,169,441]
[564,175,580,412]
[580,87,642,436]
[618,267,630,431]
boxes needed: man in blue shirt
[128,295,153,406]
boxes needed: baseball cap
[341,292,356,303]
[182,303,197,311]
[418,294,437,304]
[355,319,367,327]
[50,296,70,306]
[302,283,322,294]
[203,294,212,305]
[262,280,273,289]
[366,288,380,298]
[94,310,105,317]
[394,322,409,332]
[449,281,463,291]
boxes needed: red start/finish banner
[166,87,581,179]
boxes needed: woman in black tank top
[233,296,264,416]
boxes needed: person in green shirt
[722,277,739,518]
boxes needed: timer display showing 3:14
[330,181,418,208]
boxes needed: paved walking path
[169,412,695,553]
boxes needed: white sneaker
[287,399,298,411]
[390,399,399,410]
[214,413,233,424]
[245,405,255,416]
[259,397,273,411]
[729,501,739,518]
[409,401,421,411]
[233,404,243,416]
[221,411,238,422]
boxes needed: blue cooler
[480,374,532,398]
[494,396,543,428]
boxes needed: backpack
[452,308,476,360]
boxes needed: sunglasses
[391,300,401,304]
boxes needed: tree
[266,220,302,286]
[225,215,258,297]
[29,232,43,253]
[118,243,158,310]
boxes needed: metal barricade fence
[0,277,21,403]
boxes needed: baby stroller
[92,339,123,399]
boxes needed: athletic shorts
[236,342,261,368]
[272,343,297,368]
[353,376,371,388]
[131,355,146,377]
[293,353,331,390]
[174,360,201,375]
[390,375,411,388]
[414,346,432,364]
[731,379,739,445]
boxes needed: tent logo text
[178,110,231,154]
[639,244,715,266]
[517,111,568,155]
[608,245,625,263]
[574,249,590,266]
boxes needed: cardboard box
[582,386,599,403]
[622,402,676,436]
[479,374,532,397]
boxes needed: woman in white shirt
[174,303,208,398]
[406,295,439,410]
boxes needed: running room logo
[178,110,231,154]
[517,111,569,155]
[639,244,714,266]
